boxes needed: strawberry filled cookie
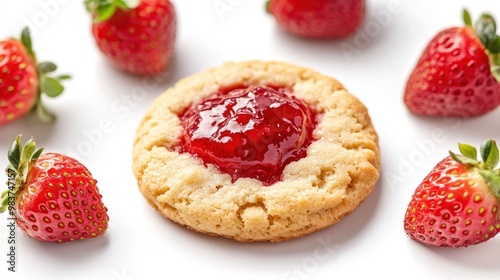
[132,61,380,242]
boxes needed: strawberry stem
[0,135,43,214]
[458,142,478,160]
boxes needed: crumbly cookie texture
[132,60,380,242]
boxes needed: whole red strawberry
[0,28,69,124]
[266,0,365,39]
[404,139,500,248]
[85,0,176,75]
[0,135,109,243]
[404,10,500,118]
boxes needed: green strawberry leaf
[20,138,36,166]
[483,140,499,170]
[458,143,477,160]
[20,27,34,58]
[0,190,9,214]
[463,9,473,27]
[7,136,22,170]
[450,151,479,166]
[470,11,500,82]
[34,57,69,122]
[41,77,65,97]
[32,147,44,161]
[490,36,500,53]
[475,14,497,47]
[480,139,492,161]
[95,3,116,22]
[39,61,57,73]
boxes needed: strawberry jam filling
[179,85,317,186]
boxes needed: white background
[1,0,500,279]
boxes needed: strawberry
[85,0,176,75]
[0,27,69,124]
[0,135,109,243]
[404,10,500,118]
[266,0,365,39]
[403,139,500,248]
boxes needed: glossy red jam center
[179,85,317,186]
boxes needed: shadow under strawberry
[17,232,111,262]
[420,237,500,270]
[0,114,56,146]
[403,107,500,143]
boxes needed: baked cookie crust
[132,60,380,242]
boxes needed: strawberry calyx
[449,139,500,199]
[463,9,500,82]
[0,135,43,213]
[85,0,141,22]
[18,27,70,123]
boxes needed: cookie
[132,60,380,242]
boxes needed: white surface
[1,1,500,279]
